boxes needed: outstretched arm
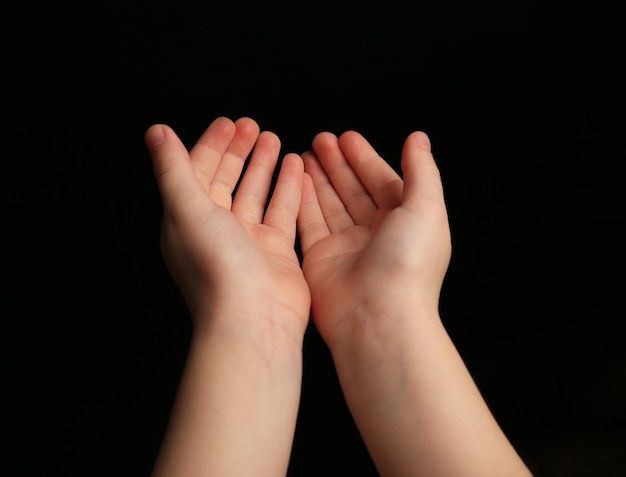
[146,117,310,477]
[297,130,532,477]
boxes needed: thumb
[400,131,446,212]
[145,124,200,211]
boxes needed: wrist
[190,294,308,368]
[326,302,444,383]
[153,298,305,477]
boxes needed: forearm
[329,307,532,477]
[151,308,304,477]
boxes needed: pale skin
[145,116,533,476]
[297,130,533,477]
[145,117,310,477]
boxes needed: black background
[3,1,624,476]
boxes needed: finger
[302,150,355,233]
[311,132,378,224]
[145,124,201,212]
[208,117,260,208]
[297,172,330,255]
[400,131,447,213]
[337,130,403,210]
[231,131,281,223]
[188,116,237,191]
[190,117,261,208]
[263,153,304,244]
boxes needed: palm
[301,208,413,341]
[297,130,451,344]
[243,220,310,319]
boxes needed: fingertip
[283,152,304,169]
[144,124,167,150]
[278,153,305,186]
[412,131,431,152]
[260,129,281,150]
[210,116,236,128]
[337,130,361,143]
[234,116,261,136]
[312,131,338,149]
[415,131,432,152]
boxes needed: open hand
[145,117,310,338]
[296,130,451,347]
